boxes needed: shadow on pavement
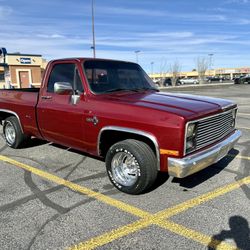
[171,149,239,189]
[207,215,250,250]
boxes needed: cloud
[36,34,65,39]
[97,6,165,17]
[224,0,250,3]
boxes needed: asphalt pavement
[0,84,249,250]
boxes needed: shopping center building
[0,48,47,89]
[149,66,250,82]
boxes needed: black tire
[105,139,158,194]
[3,116,28,148]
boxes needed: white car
[180,78,199,84]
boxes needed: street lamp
[135,50,140,63]
[151,62,154,75]
[91,0,96,58]
[208,53,214,71]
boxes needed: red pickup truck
[0,58,241,194]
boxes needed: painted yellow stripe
[69,218,236,250]
[154,175,250,219]
[70,175,250,250]
[237,126,250,131]
[0,155,244,250]
[0,155,148,218]
[69,217,153,250]
[160,149,179,156]
[228,154,250,161]
[238,112,250,116]
[158,220,238,250]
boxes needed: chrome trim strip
[0,109,24,132]
[222,103,236,111]
[184,107,237,155]
[169,130,241,178]
[97,126,161,170]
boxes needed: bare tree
[159,57,168,86]
[169,60,182,86]
[196,57,209,84]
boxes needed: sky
[1,0,250,72]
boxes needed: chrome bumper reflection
[168,130,241,178]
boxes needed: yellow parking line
[72,176,250,249]
[0,155,148,218]
[238,112,250,116]
[0,155,246,250]
[69,218,237,250]
[157,220,238,250]
[237,126,250,131]
[228,154,250,161]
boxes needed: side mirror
[54,82,73,95]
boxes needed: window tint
[75,69,84,93]
[0,72,4,81]
[84,60,156,93]
[47,63,84,93]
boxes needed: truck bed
[0,88,41,138]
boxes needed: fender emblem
[86,116,99,125]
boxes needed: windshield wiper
[131,87,159,92]
[104,88,133,93]
[104,87,158,93]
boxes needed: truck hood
[105,91,235,119]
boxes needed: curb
[159,82,234,91]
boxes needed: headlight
[186,123,196,138]
[185,123,197,153]
[231,109,237,128]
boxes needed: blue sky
[1,0,250,72]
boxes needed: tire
[105,139,158,194]
[3,116,28,148]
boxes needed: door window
[47,63,83,93]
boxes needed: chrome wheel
[111,151,139,187]
[4,121,16,145]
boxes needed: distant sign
[20,57,31,64]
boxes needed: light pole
[91,0,96,58]
[135,50,140,63]
[208,53,214,73]
[151,62,154,75]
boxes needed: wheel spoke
[111,151,138,186]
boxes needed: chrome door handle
[41,96,52,100]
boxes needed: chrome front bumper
[168,130,242,178]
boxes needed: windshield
[83,60,157,94]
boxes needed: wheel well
[0,112,15,125]
[99,130,157,159]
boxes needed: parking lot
[0,84,249,250]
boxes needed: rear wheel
[3,116,29,148]
[105,139,157,194]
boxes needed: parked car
[0,58,241,194]
[206,76,224,83]
[234,75,250,84]
[179,78,199,85]
[163,78,172,86]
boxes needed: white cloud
[225,0,250,3]
[36,34,65,39]
[96,6,165,17]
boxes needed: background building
[0,48,47,89]
[149,67,250,82]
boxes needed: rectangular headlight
[185,122,197,153]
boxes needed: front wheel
[105,139,158,194]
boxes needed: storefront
[0,48,46,89]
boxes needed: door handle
[41,96,52,100]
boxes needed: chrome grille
[195,110,235,151]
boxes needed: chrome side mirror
[54,82,73,95]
